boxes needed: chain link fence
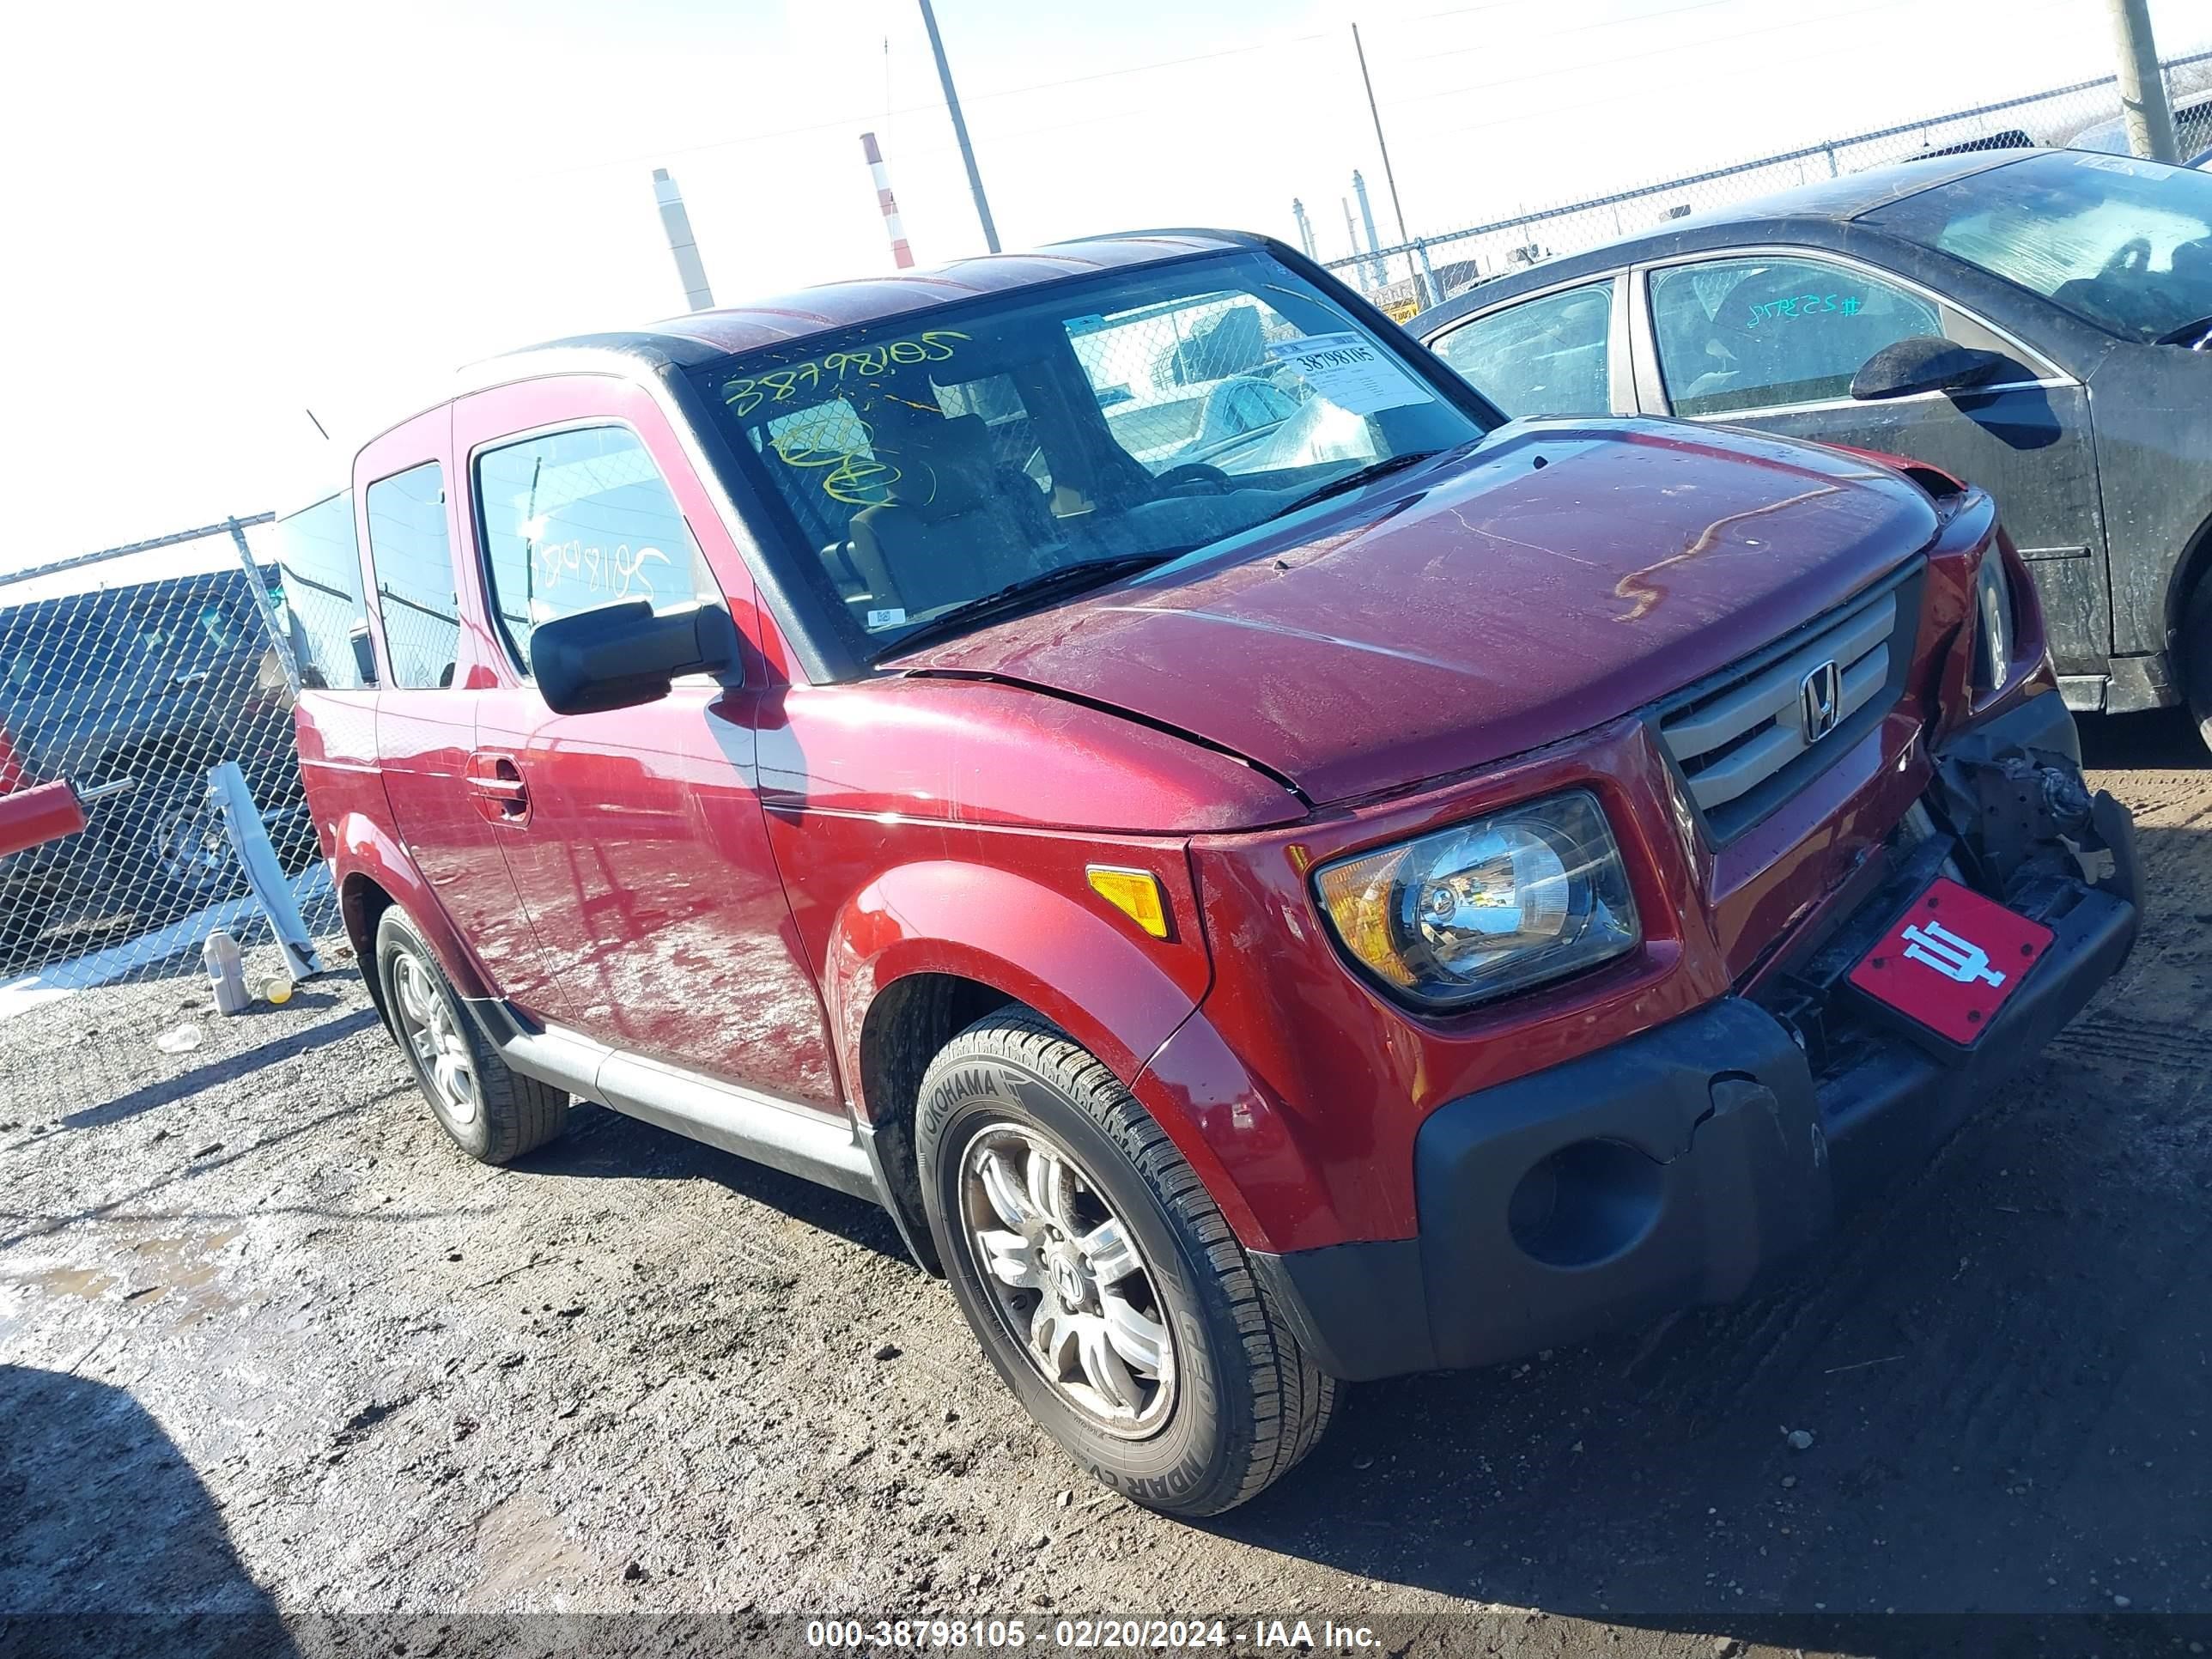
[1331,46,2212,318]
[0,520,346,1016]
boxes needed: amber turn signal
[1086,866,1170,939]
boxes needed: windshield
[1,582,252,703]
[696,250,1492,659]
[1862,150,2212,343]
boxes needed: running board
[466,1000,880,1203]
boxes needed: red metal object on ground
[0,781,87,860]
[1848,876,2056,1047]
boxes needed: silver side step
[485,1008,880,1202]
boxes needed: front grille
[1656,571,1917,842]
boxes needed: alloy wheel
[155,800,233,894]
[391,952,479,1127]
[958,1123,1176,1438]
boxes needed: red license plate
[1845,877,2054,1047]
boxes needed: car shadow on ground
[1193,818,2212,1647]
[57,1005,379,1132]
[518,1102,915,1266]
[0,1364,294,1658]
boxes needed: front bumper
[1250,695,2141,1382]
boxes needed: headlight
[1313,789,1640,1011]
[1973,550,2014,697]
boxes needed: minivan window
[1430,280,1615,417]
[473,426,718,677]
[694,250,1490,659]
[270,489,368,690]
[363,462,460,690]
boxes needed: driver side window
[1650,256,1944,416]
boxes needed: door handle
[465,751,531,823]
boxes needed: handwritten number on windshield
[724,330,970,416]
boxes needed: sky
[3,0,2207,574]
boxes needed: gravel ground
[3,712,2209,1659]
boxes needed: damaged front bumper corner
[1248,690,2140,1383]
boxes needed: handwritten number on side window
[1745,294,1856,328]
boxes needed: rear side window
[270,489,369,690]
[472,425,719,677]
[1430,281,1616,416]
[363,462,459,690]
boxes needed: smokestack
[860,132,915,270]
[651,167,716,313]
[1291,198,1316,260]
[1352,170,1386,293]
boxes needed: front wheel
[2185,574,2212,751]
[916,1011,1336,1516]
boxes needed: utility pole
[1352,22,1429,307]
[1291,198,1316,260]
[2104,0,2179,163]
[918,0,1000,252]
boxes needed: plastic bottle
[203,929,250,1017]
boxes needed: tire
[2184,574,2212,751]
[916,1010,1337,1516]
[130,775,248,919]
[374,907,568,1165]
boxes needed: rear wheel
[916,1010,1336,1516]
[374,908,567,1164]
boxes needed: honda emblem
[1799,659,1843,742]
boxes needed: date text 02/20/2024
[804,1619,1381,1650]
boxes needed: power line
[1390,0,2072,132]
[1414,0,1745,69]
[538,31,1328,179]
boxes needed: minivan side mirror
[1850,335,2011,401]
[531,601,739,716]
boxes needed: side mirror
[1850,335,2010,401]
[532,601,739,717]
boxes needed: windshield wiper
[1267,449,1447,522]
[2154,315,2212,347]
[880,551,1182,656]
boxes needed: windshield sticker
[865,606,908,629]
[1264,332,1432,414]
[2075,152,2157,177]
[1746,293,1863,326]
[723,331,970,417]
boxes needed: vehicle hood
[889,418,1942,806]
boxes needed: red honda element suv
[291,231,2140,1516]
